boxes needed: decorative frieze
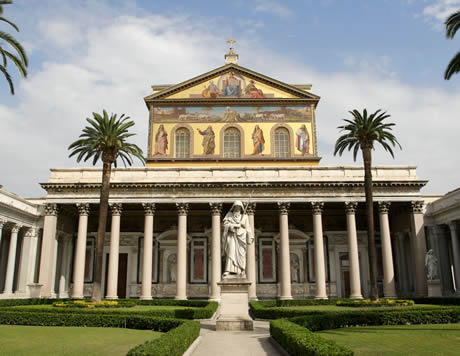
[76,203,90,216]
[209,203,223,216]
[311,201,324,214]
[176,203,189,216]
[411,200,424,214]
[142,203,156,215]
[246,203,256,215]
[277,202,290,215]
[109,203,123,215]
[344,201,358,214]
[378,201,391,214]
[44,203,59,216]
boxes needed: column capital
[378,201,391,214]
[176,203,189,216]
[246,202,256,215]
[411,200,424,214]
[25,227,38,238]
[44,203,59,216]
[142,203,156,215]
[109,203,122,216]
[76,203,90,216]
[311,201,324,214]
[209,203,223,216]
[11,224,22,233]
[448,221,458,233]
[277,202,290,215]
[345,201,358,214]
[0,218,6,229]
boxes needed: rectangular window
[137,236,159,284]
[258,237,277,283]
[190,237,207,283]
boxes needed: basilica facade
[2,45,457,301]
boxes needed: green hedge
[270,319,353,356]
[411,297,460,306]
[0,311,199,356]
[290,308,460,332]
[336,299,414,307]
[270,307,460,356]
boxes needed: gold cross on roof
[227,37,236,49]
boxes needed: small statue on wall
[425,249,439,280]
[222,201,254,278]
[197,126,215,154]
[167,254,177,283]
[251,125,265,155]
[290,253,300,283]
[295,124,310,155]
[154,124,168,156]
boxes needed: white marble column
[209,203,222,301]
[141,203,155,300]
[410,201,428,297]
[246,203,257,300]
[345,202,363,299]
[0,218,6,248]
[312,202,327,299]
[106,203,122,299]
[25,228,39,286]
[176,203,189,300]
[72,203,89,299]
[58,237,72,298]
[448,222,460,291]
[278,202,292,300]
[3,224,22,295]
[378,201,397,297]
[38,204,59,298]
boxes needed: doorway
[104,253,128,298]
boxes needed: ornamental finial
[225,37,239,65]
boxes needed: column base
[175,296,188,300]
[58,292,69,299]
[209,296,221,302]
[105,295,118,300]
[349,294,363,299]
[71,295,84,299]
[140,296,152,300]
[315,296,328,300]
[249,296,259,301]
[279,296,293,300]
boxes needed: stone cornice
[40,180,427,192]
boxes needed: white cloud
[420,0,460,28]
[253,0,291,18]
[0,1,458,197]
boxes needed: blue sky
[1,0,460,196]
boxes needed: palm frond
[0,16,18,31]
[445,10,460,39]
[444,51,460,80]
[0,31,28,66]
[0,63,14,94]
[2,49,26,76]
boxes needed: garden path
[191,320,283,356]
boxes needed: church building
[2,41,457,301]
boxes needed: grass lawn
[280,304,441,312]
[0,325,162,356]
[317,323,460,356]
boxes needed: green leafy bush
[411,297,460,306]
[336,299,414,307]
[270,318,353,356]
[53,300,136,308]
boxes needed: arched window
[223,127,241,158]
[175,128,190,158]
[274,127,290,158]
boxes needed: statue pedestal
[216,277,253,331]
[427,279,442,297]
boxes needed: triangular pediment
[145,64,320,102]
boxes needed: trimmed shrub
[336,299,414,307]
[270,319,353,356]
[411,297,460,306]
[54,300,136,308]
[127,320,200,356]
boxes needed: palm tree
[0,0,28,95]
[69,110,145,302]
[334,109,401,300]
[444,10,460,80]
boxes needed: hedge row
[270,308,460,356]
[0,311,199,356]
[290,308,460,332]
[336,299,414,307]
[0,302,218,320]
[412,297,460,306]
[270,318,353,356]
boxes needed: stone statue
[222,200,254,277]
[167,254,177,283]
[290,253,300,283]
[425,249,438,280]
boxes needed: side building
[1,46,456,300]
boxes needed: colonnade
[34,200,429,299]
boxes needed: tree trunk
[92,161,112,302]
[362,146,379,301]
